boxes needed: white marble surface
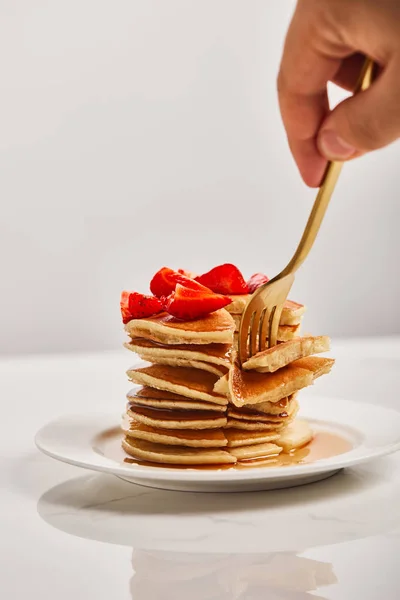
[1,338,400,599]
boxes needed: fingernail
[318,129,356,160]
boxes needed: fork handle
[280,57,375,277]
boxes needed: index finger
[277,3,347,186]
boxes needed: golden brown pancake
[243,336,330,373]
[224,429,280,447]
[215,358,334,406]
[128,364,228,405]
[249,394,296,415]
[122,437,236,465]
[276,419,314,452]
[225,295,250,314]
[293,356,335,379]
[125,309,235,345]
[225,419,286,431]
[282,300,307,324]
[126,406,227,430]
[227,297,306,325]
[228,442,282,460]
[123,419,228,448]
[127,387,226,412]
[228,398,299,422]
[125,338,232,367]
[130,354,228,377]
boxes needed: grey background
[0,1,399,354]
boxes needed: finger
[318,60,400,160]
[332,53,366,91]
[277,3,350,186]
[288,135,329,189]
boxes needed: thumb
[317,60,400,161]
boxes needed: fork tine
[258,307,271,353]
[269,305,283,348]
[249,309,261,358]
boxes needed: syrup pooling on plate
[94,427,353,470]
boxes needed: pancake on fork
[215,357,334,407]
[128,364,228,405]
[125,309,235,345]
[243,336,330,373]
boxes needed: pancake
[227,411,285,425]
[227,297,306,325]
[228,398,299,422]
[232,315,301,340]
[293,356,335,379]
[122,437,236,465]
[243,336,330,373]
[214,358,334,406]
[225,419,286,431]
[127,406,227,430]
[228,442,282,460]
[128,364,228,405]
[127,387,226,412]
[225,295,250,314]
[123,419,228,448]
[125,309,235,345]
[125,338,232,367]
[249,395,295,415]
[224,429,280,447]
[276,419,314,451]
[128,354,229,377]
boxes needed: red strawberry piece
[195,263,249,295]
[120,291,133,324]
[247,273,270,294]
[150,267,208,298]
[164,284,231,320]
[120,291,163,324]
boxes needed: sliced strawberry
[150,267,208,298]
[164,284,231,320]
[120,291,163,323]
[247,273,269,294]
[195,263,249,295]
[120,291,133,324]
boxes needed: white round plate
[35,396,400,492]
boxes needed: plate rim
[35,396,400,483]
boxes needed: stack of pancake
[121,301,334,466]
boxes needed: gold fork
[238,57,375,367]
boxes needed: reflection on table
[130,550,337,599]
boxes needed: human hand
[277,0,400,187]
